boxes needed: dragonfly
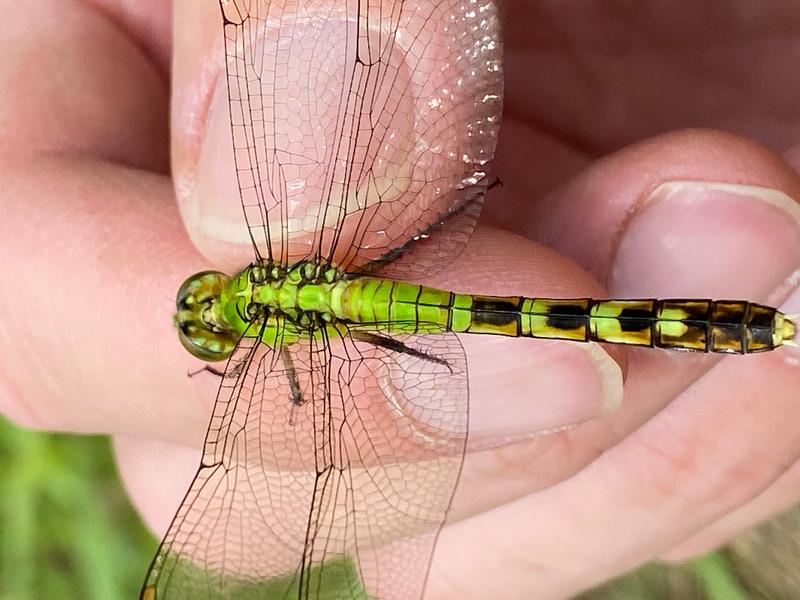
[141,1,798,598]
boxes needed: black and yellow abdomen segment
[334,279,796,354]
[459,297,795,354]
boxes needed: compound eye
[176,271,229,308]
[174,270,235,362]
[177,324,234,362]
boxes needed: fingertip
[611,180,800,298]
[534,128,800,288]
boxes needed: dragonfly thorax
[227,261,351,350]
[241,261,343,314]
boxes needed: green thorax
[221,262,341,326]
[218,262,342,347]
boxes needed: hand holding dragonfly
[0,2,799,599]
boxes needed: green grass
[145,554,368,599]
[0,417,156,600]
[0,415,797,599]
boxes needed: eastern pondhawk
[141,1,798,598]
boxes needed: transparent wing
[355,188,483,280]
[220,0,502,276]
[142,324,467,599]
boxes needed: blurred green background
[1,415,798,600]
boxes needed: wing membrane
[142,324,467,599]
[220,0,502,275]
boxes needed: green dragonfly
[141,1,798,598]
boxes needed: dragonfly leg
[281,347,304,406]
[187,360,245,379]
[350,329,451,370]
[187,364,226,378]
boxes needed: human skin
[1,1,800,599]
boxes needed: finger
[427,227,624,446]
[536,130,800,455]
[0,158,214,442]
[534,130,800,284]
[0,3,201,442]
[2,157,622,445]
[167,0,617,465]
[490,131,800,581]
[424,340,800,600]
[0,1,168,168]
[498,4,800,163]
[487,4,800,231]
[114,434,199,537]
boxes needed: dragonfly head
[174,271,238,362]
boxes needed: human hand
[1,2,799,599]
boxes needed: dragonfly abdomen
[338,280,796,354]
[460,296,796,354]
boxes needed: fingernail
[188,21,422,266]
[463,337,623,448]
[611,182,800,298]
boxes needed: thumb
[171,0,503,273]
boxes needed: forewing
[142,326,467,599]
[220,0,502,274]
[354,190,483,280]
